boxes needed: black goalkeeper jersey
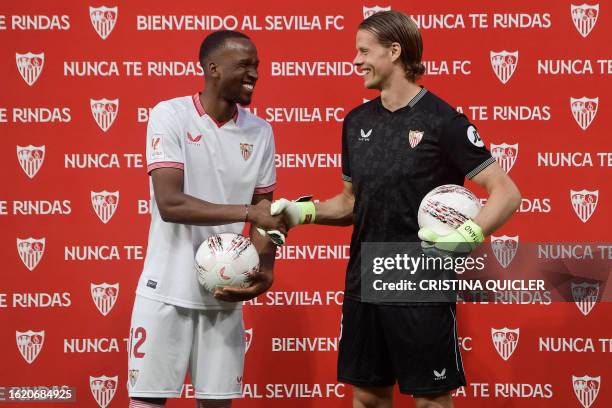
[341,87,495,301]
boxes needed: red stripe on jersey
[147,161,184,174]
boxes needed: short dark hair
[198,30,251,66]
[359,11,425,82]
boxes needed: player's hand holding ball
[417,185,484,258]
[195,233,272,302]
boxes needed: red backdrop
[2,1,610,407]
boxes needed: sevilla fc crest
[570,97,598,130]
[90,98,119,132]
[363,5,391,19]
[490,143,518,173]
[490,235,519,268]
[91,191,120,224]
[17,237,45,271]
[15,52,44,86]
[91,283,119,316]
[17,145,45,179]
[491,327,519,361]
[572,375,600,408]
[490,51,518,84]
[572,282,599,316]
[408,130,424,148]
[571,4,599,38]
[90,375,118,408]
[16,330,45,364]
[244,328,253,353]
[240,143,254,161]
[89,6,118,40]
[128,369,139,388]
[570,189,598,223]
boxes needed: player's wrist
[297,201,316,224]
[457,219,484,246]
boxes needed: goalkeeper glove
[257,196,315,246]
[418,219,484,256]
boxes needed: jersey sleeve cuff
[466,157,496,179]
[254,183,276,194]
[147,161,184,174]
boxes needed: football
[418,184,482,235]
[195,233,259,293]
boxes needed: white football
[418,184,482,235]
[195,233,259,293]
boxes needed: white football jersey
[136,93,276,309]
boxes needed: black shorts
[337,298,466,396]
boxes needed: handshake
[249,196,316,246]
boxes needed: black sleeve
[440,113,495,179]
[341,115,351,182]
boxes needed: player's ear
[207,61,220,79]
[390,42,401,63]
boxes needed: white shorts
[127,295,245,399]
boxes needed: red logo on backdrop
[571,282,599,316]
[17,145,45,179]
[240,143,254,161]
[16,330,45,364]
[91,191,120,224]
[490,143,518,173]
[90,98,119,132]
[491,327,519,361]
[570,189,598,223]
[572,375,601,408]
[570,97,598,130]
[91,283,119,316]
[244,328,253,353]
[571,4,599,38]
[89,375,118,408]
[17,237,45,271]
[490,235,519,268]
[89,6,118,40]
[408,130,424,148]
[362,5,391,19]
[15,52,44,86]
[490,51,518,84]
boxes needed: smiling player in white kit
[127,31,285,408]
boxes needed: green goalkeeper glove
[418,219,484,255]
[257,196,315,246]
